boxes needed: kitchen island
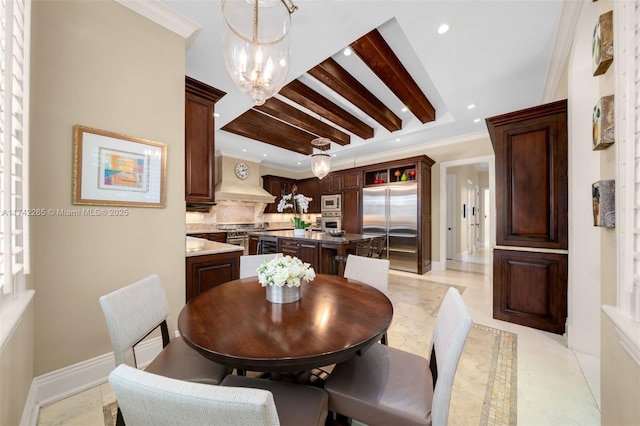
[248,230,375,277]
[185,237,243,302]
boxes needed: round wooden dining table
[178,274,393,373]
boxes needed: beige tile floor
[37,247,601,425]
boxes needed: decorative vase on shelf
[401,172,407,181]
[293,228,305,236]
[266,285,301,303]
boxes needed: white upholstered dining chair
[240,253,282,278]
[110,364,329,426]
[323,287,472,426]
[343,254,390,344]
[99,274,231,384]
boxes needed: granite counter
[186,236,244,257]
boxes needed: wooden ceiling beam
[280,80,374,140]
[221,109,314,155]
[350,29,436,124]
[254,97,351,146]
[308,58,402,132]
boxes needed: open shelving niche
[364,165,418,186]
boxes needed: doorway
[439,156,495,271]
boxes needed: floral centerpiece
[277,184,313,234]
[257,254,316,303]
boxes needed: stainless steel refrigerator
[362,183,418,272]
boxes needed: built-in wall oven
[320,211,342,231]
[321,194,342,231]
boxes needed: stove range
[219,224,266,254]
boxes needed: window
[605,0,640,366]
[0,0,32,350]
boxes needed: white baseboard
[21,336,163,426]
[431,260,444,271]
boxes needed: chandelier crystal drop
[222,0,297,106]
[311,137,332,180]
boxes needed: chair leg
[116,407,125,426]
[381,331,388,346]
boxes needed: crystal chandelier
[222,0,298,106]
[311,137,331,180]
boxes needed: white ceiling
[162,0,564,172]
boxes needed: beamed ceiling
[162,1,565,171]
[221,29,436,156]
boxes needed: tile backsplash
[186,204,319,230]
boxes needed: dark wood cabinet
[321,174,342,193]
[342,189,361,234]
[185,77,225,207]
[493,249,568,334]
[249,235,260,255]
[185,251,240,303]
[297,178,321,213]
[262,175,296,213]
[487,99,568,334]
[341,171,361,189]
[278,238,319,271]
[488,100,568,250]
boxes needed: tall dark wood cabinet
[487,99,568,334]
[185,77,225,207]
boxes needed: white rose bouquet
[257,254,316,288]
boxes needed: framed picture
[592,10,613,76]
[592,95,615,150]
[73,125,167,207]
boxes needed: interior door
[446,174,456,260]
[467,180,474,255]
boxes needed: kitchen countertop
[186,236,244,257]
[249,230,375,244]
[186,229,228,235]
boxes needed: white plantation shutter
[617,0,640,322]
[0,0,30,296]
[632,0,640,321]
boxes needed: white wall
[566,1,606,356]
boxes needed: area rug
[387,275,517,426]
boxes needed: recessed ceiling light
[437,23,450,34]
[401,106,409,112]
[242,148,247,152]
[343,47,352,56]
[332,154,337,157]
[467,104,476,109]
[395,138,401,142]
[263,154,267,157]
[213,113,220,117]
[297,162,301,165]
[474,118,481,123]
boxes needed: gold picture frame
[72,125,167,208]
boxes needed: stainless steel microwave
[321,194,341,213]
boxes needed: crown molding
[542,0,584,102]
[115,0,201,48]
